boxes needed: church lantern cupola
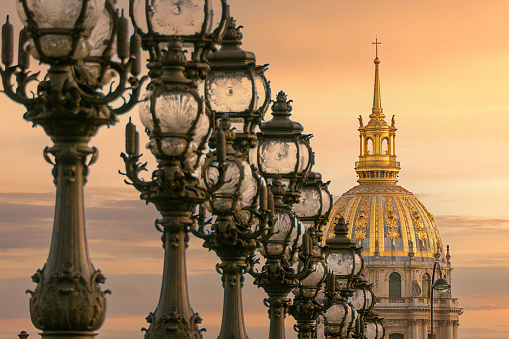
[356,37,400,184]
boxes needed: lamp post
[194,117,272,339]
[2,1,142,337]
[122,37,213,339]
[323,216,363,338]
[248,91,314,339]
[288,171,332,339]
[430,261,450,338]
[121,2,228,336]
[190,17,272,339]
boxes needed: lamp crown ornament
[334,216,349,236]
[223,17,244,44]
[274,90,293,112]
[208,16,254,65]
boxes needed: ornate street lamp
[321,216,364,339]
[187,18,272,338]
[129,0,229,79]
[249,177,308,339]
[292,171,332,238]
[289,257,327,339]
[122,37,211,339]
[205,16,270,150]
[288,171,333,339]
[430,261,450,338]
[1,1,142,337]
[248,91,315,339]
[191,117,272,339]
[122,2,228,335]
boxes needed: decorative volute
[355,38,400,184]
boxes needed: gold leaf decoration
[404,197,428,247]
[354,198,370,244]
[384,198,400,246]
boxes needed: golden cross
[372,36,381,58]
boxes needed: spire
[355,39,400,185]
[370,37,384,122]
[372,37,381,111]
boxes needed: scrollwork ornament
[26,263,110,332]
[143,310,204,339]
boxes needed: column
[446,320,453,338]
[421,319,428,339]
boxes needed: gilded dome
[322,52,444,260]
[322,183,444,258]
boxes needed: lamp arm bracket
[289,255,313,280]
[110,75,149,115]
[245,254,263,278]
[190,205,212,240]
[74,59,142,109]
[1,66,42,106]
[206,162,227,194]
[120,152,156,192]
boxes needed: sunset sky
[1,0,509,338]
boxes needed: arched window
[389,272,401,298]
[366,138,373,154]
[422,273,431,298]
[382,138,389,154]
[389,334,404,339]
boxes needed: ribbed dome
[322,52,444,260]
[322,183,444,259]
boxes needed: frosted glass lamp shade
[148,0,205,36]
[324,302,355,336]
[326,251,363,290]
[292,186,321,218]
[17,0,104,60]
[132,0,224,36]
[130,0,228,64]
[139,89,209,162]
[203,156,257,214]
[207,72,252,113]
[258,140,298,175]
[266,211,293,255]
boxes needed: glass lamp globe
[203,156,256,214]
[324,302,355,337]
[139,38,211,169]
[364,314,385,339]
[292,171,332,225]
[433,277,451,295]
[140,89,206,157]
[347,280,374,314]
[264,210,295,256]
[294,260,326,299]
[17,0,104,61]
